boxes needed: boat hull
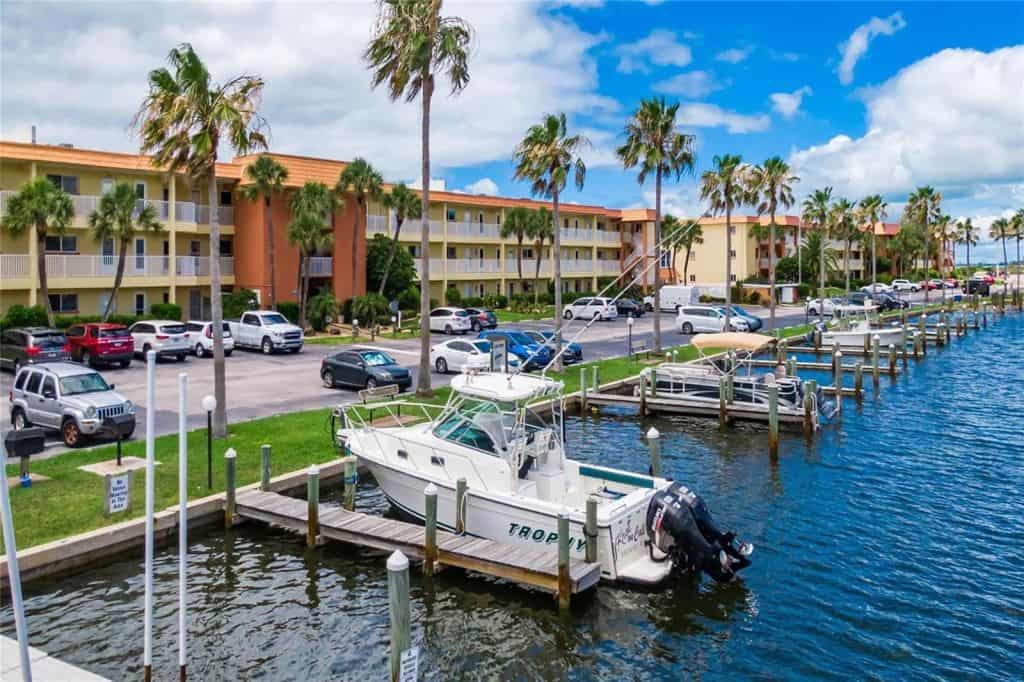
[821,326,904,349]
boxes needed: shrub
[536,292,553,306]
[306,293,339,332]
[462,296,484,308]
[429,298,439,309]
[223,289,259,319]
[351,293,390,336]
[492,294,508,309]
[796,283,812,299]
[444,287,462,305]
[1,304,49,330]
[149,302,182,320]
[275,301,300,324]
[397,287,420,313]
[748,291,761,304]
[53,314,139,329]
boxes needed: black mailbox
[5,428,46,459]
[104,413,137,439]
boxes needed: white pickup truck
[226,310,304,354]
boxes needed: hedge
[149,302,182,320]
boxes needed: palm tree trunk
[37,228,54,327]
[684,244,692,282]
[103,239,128,321]
[872,230,877,287]
[922,217,930,304]
[416,74,433,397]
[534,242,541,305]
[769,210,776,334]
[796,224,802,285]
[844,241,850,298]
[1016,236,1020,292]
[377,218,405,296]
[516,236,524,283]
[552,190,563,372]
[652,167,662,354]
[301,252,311,330]
[266,196,277,307]
[818,229,825,325]
[208,172,227,438]
[724,204,732,330]
[1002,237,1009,285]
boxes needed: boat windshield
[433,397,552,456]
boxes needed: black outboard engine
[645,483,753,582]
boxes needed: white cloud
[462,177,499,195]
[652,70,727,98]
[0,1,617,180]
[678,103,770,134]
[790,47,1024,200]
[838,12,907,85]
[770,86,812,118]
[639,180,705,219]
[614,30,692,74]
[715,46,754,64]
[409,178,449,191]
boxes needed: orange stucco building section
[233,191,365,305]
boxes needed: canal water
[3,314,1022,680]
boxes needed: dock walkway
[1,635,109,681]
[235,490,601,595]
[585,391,806,423]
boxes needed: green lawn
[305,328,421,345]
[495,307,556,323]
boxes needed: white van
[645,285,699,312]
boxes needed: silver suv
[10,362,136,447]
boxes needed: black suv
[615,298,644,317]
[0,327,69,373]
[320,348,411,391]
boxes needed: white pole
[0,436,32,682]
[177,372,188,680]
[144,350,156,682]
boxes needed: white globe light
[202,395,217,412]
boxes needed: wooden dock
[235,490,602,596]
[585,391,806,423]
[745,358,901,374]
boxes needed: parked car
[967,278,991,295]
[129,320,190,361]
[477,329,553,370]
[805,297,840,316]
[860,283,894,294]
[973,271,995,284]
[727,305,763,332]
[920,280,940,291]
[10,362,136,447]
[562,297,618,321]
[185,320,235,358]
[890,279,919,292]
[66,323,133,369]
[676,306,749,334]
[650,285,700,312]
[873,292,909,310]
[462,307,498,332]
[431,338,491,374]
[321,348,411,391]
[615,298,644,318]
[522,330,583,364]
[428,307,473,335]
[0,328,69,373]
[227,310,304,354]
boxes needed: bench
[629,339,650,360]
[357,383,400,403]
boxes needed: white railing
[448,259,502,274]
[175,201,196,223]
[195,205,234,226]
[43,254,169,278]
[175,256,234,277]
[70,195,101,224]
[597,260,621,274]
[596,229,622,244]
[560,228,593,243]
[137,198,170,220]
[508,259,551,277]
[449,221,501,239]
[367,214,389,236]
[413,258,444,278]
[560,259,594,274]
[0,190,16,216]
[0,254,30,279]
[304,257,334,276]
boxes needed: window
[597,221,605,230]
[730,274,737,282]
[220,239,233,256]
[66,325,84,338]
[24,372,42,394]
[135,182,146,199]
[689,274,696,282]
[46,174,79,195]
[48,293,78,312]
[563,218,569,228]
[523,248,533,259]
[450,341,473,353]
[407,245,420,257]
[220,190,233,206]
[135,293,146,316]
[163,292,170,304]
[101,178,114,194]
[446,208,456,221]
[14,372,28,390]
[41,377,56,398]
[574,219,579,229]
[729,250,736,258]
[729,226,736,234]
[135,238,146,269]
[659,248,671,267]
[446,246,456,258]
[44,235,77,253]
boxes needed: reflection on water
[3,315,1023,680]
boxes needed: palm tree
[88,182,163,320]
[501,206,533,285]
[956,217,978,274]
[239,155,289,307]
[830,198,856,298]
[337,158,384,296]
[799,230,839,288]
[700,154,750,330]
[674,219,703,284]
[906,186,942,302]
[0,177,74,326]
[801,187,833,324]
[616,97,696,353]
[932,214,954,300]
[1012,209,1024,291]
[990,217,1010,283]
[378,183,422,296]
[365,0,472,397]
[528,207,553,305]
[289,182,341,329]
[512,113,588,371]
[857,194,887,288]
[134,42,268,437]
[890,221,924,277]
[749,157,798,333]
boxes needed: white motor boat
[817,319,905,350]
[336,371,752,585]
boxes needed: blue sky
[2,1,1021,260]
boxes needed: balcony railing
[0,254,30,279]
[448,259,503,274]
[560,259,594,274]
[303,257,334,276]
[413,258,444,277]
[195,205,234,226]
[507,260,551,277]
[449,221,501,239]
[176,256,234,277]
[367,214,389,236]
[0,190,237,228]
[560,228,594,243]
[42,254,171,278]
[595,229,622,244]
[597,260,621,274]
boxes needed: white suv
[129,320,190,361]
[429,307,472,335]
[891,279,919,292]
[562,297,618,321]
[676,305,748,334]
[186,320,235,358]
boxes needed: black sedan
[321,349,411,391]
[615,298,644,317]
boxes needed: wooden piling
[802,380,815,436]
[872,335,880,387]
[307,466,320,547]
[786,356,796,378]
[639,373,648,416]
[767,384,779,457]
[260,444,272,492]
[424,483,437,576]
[813,328,821,352]
[833,351,843,415]
[585,498,598,564]
[887,344,897,376]
[455,477,467,534]
[579,367,588,411]
[342,455,357,511]
[646,427,661,477]
[387,551,411,682]
[854,362,863,400]
[913,331,921,360]
[224,449,237,529]
[719,375,728,427]
[592,365,599,390]
[557,513,571,610]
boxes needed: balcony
[175,256,235,277]
[448,259,503,275]
[0,254,30,280]
[367,214,389,236]
[38,255,170,278]
[560,259,594,274]
[595,229,622,244]
[0,190,232,227]
[194,204,234,226]
[507,260,551,277]
[413,258,444,278]
[560,228,593,243]
[597,260,621,274]
[303,257,334,277]
[449,221,501,240]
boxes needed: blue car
[524,330,583,364]
[725,305,763,332]
[477,330,552,371]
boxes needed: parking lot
[2,303,814,458]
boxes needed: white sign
[106,472,132,515]
[399,646,419,682]
[490,338,507,373]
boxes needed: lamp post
[627,314,634,361]
[202,394,217,490]
[391,314,397,338]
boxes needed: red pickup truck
[65,322,135,368]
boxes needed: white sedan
[431,338,520,374]
[805,297,841,316]
[860,283,893,294]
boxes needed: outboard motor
[645,483,752,582]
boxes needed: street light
[627,314,634,361]
[202,394,217,489]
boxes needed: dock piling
[260,444,272,492]
[833,351,843,415]
[786,356,796,378]
[579,367,588,411]
[802,380,815,437]
[424,483,438,576]
[719,376,728,427]
[342,455,357,511]
[888,344,897,376]
[224,449,237,528]
[455,477,467,534]
[387,551,411,682]
[639,373,648,416]
[585,498,598,564]
[307,466,320,547]
[872,335,880,388]
[646,427,662,477]
[557,513,571,610]
[767,384,779,457]
[854,362,863,400]
[592,365,599,391]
